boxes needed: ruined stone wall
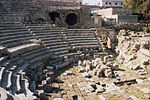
[116,33,150,70]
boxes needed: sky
[82,0,99,5]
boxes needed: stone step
[22,47,47,57]
[29,61,43,70]
[1,37,34,48]
[0,56,8,64]
[7,43,41,58]
[40,37,62,41]
[0,29,28,33]
[0,57,19,68]
[35,34,62,38]
[53,50,69,55]
[0,31,31,37]
[31,29,61,33]
[11,75,21,94]
[28,53,51,65]
[50,47,70,52]
[25,24,51,26]
[65,33,95,36]
[0,22,22,26]
[43,39,64,44]
[72,45,100,49]
[35,32,62,36]
[68,38,97,41]
[66,29,93,31]
[46,43,69,49]
[24,50,50,61]
[0,67,5,84]
[70,40,98,43]
[71,42,99,46]
[44,41,68,46]
[66,35,95,38]
[0,26,25,30]
[1,70,12,89]
[0,34,33,41]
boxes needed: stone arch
[49,12,60,24]
[65,13,78,25]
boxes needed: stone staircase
[0,22,52,99]
[64,29,102,50]
[25,24,72,67]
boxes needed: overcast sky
[82,0,99,5]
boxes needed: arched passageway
[66,13,78,25]
[49,12,60,24]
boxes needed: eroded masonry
[0,0,150,100]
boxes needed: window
[115,3,117,5]
[121,3,123,5]
[109,2,111,4]
[105,2,107,4]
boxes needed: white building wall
[99,0,124,8]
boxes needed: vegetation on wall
[123,0,150,14]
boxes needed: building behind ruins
[96,8,138,25]
[98,0,124,8]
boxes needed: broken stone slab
[96,85,105,93]
[63,71,74,76]
[29,39,42,44]
[82,72,91,78]
[104,68,113,78]
[82,60,87,66]
[78,67,86,73]
[114,79,137,86]
[136,79,143,84]
[78,60,82,66]
[106,83,121,93]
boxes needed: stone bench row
[0,46,51,96]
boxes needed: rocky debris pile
[116,32,150,72]
[78,54,118,78]
[26,65,54,99]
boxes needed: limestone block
[78,60,82,66]
[93,69,97,76]
[96,64,101,69]
[104,69,113,78]
[82,72,91,78]
[103,56,108,64]
[78,67,86,73]
[82,60,87,66]
[29,39,42,44]
[64,71,74,76]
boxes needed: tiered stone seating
[26,24,71,59]
[0,22,51,98]
[64,29,101,49]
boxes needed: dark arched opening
[66,13,78,25]
[49,12,60,24]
